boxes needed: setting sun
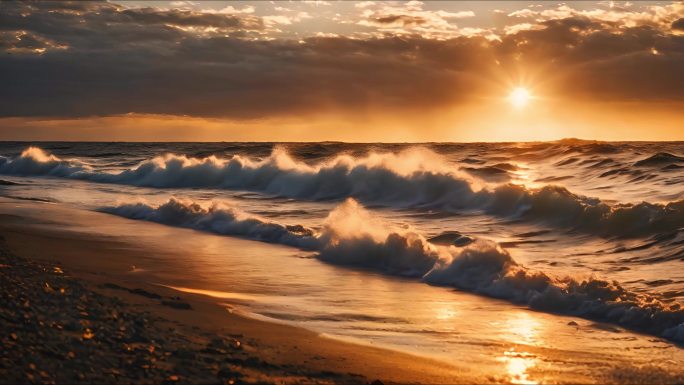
[509,87,531,109]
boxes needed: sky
[1,0,683,142]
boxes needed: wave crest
[101,197,319,249]
[317,198,445,276]
[487,184,684,237]
[4,146,684,238]
[0,147,86,177]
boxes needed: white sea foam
[101,197,319,249]
[0,147,86,177]
[101,197,684,342]
[3,146,684,237]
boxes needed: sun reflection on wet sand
[504,311,543,345]
[495,311,543,384]
[500,348,539,385]
[433,300,459,321]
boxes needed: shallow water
[1,140,683,381]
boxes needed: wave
[0,147,87,177]
[100,198,319,250]
[4,146,684,238]
[634,152,684,167]
[101,197,684,343]
[483,184,684,238]
[462,166,511,181]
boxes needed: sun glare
[509,87,531,109]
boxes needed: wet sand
[0,198,470,384]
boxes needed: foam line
[101,197,684,343]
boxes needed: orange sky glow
[1,1,683,142]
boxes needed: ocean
[1,140,683,380]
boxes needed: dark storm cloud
[499,17,684,101]
[0,1,683,119]
[0,30,65,53]
[372,15,427,26]
[673,18,684,30]
[117,8,262,30]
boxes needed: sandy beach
[0,197,470,384]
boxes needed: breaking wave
[100,198,319,250]
[4,146,684,238]
[0,147,86,177]
[634,152,684,167]
[101,197,684,342]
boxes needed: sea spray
[316,198,443,276]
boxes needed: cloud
[263,8,312,27]
[119,7,259,30]
[301,1,332,6]
[217,5,256,14]
[673,17,684,30]
[263,15,293,26]
[0,1,264,46]
[0,30,69,55]
[355,1,376,9]
[0,1,683,120]
[503,23,542,35]
[169,1,198,9]
[369,14,428,26]
[356,1,477,39]
[508,2,684,30]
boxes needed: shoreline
[0,198,472,384]
[2,197,684,384]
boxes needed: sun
[508,87,531,109]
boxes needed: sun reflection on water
[509,162,543,189]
